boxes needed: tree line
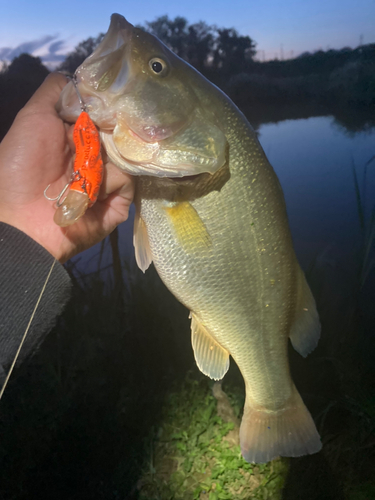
[1,15,374,141]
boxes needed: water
[258,116,375,268]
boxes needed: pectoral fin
[289,269,320,357]
[133,203,153,273]
[164,202,211,254]
[190,312,230,380]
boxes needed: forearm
[0,222,72,378]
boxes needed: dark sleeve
[0,222,72,379]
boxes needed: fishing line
[0,256,57,400]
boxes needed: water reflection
[240,101,375,134]
[258,116,375,269]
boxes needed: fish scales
[57,13,322,463]
[138,103,296,410]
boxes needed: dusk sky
[1,0,375,66]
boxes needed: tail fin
[240,387,321,463]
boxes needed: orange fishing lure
[70,111,103,206]
[53,111,104,227]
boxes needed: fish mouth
[78,13,133,92]
[120,115,182,144]
[57,14,184,141]
[56,14,134,124]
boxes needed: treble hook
[44,181,72,207]
[44,77,87,208]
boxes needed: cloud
[0,35,69,69]
[48,40,65,54]
[2,35,56,60]
[0,47,12,59]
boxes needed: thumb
[25,73,69,113]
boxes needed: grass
[136,374,288,500]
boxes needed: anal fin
[289,268,320,357]
[190,312,230,380]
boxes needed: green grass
[137,374,288,500]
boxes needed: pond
[257,116,375,269]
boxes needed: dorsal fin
[289,269,320,357]
[190,312,230,380]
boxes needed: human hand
[0,73,134,263]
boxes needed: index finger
[26,73,69,112]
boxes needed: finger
[93,190,134,228]
[25,73,69,113]
[98,162,135,201]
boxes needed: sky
[0,0,375,67]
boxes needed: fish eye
[149,58,168,76]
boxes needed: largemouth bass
[57,14,322,463]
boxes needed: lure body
[54,111,103,227]
[71,111,103,206]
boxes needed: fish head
[57,14,227,178]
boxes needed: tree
[0,54,49,140]
[145,16,188,59]
[186,22,214,73]
[6,53,49,81]
[213,28,256,74]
